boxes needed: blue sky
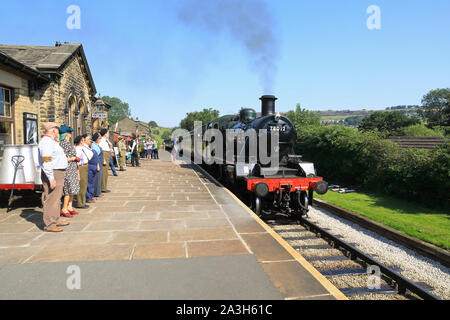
[1,0,449,127]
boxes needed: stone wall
[37,55,94,137]
[11,76,35,144]
[7,53,96,144]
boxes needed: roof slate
[0,43,96,94]
[0,43,80,71]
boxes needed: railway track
[265,215,441,300]
[195,164,443,300]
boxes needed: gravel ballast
[307,206,450,299]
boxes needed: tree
[344,116,365,127]
[285,104,321,130]
[358,111,420,136]
[148,121,158,128]
[180,108,220,131]
[419,88,450,127]
[161,130,172,140]
[102,96,131,125]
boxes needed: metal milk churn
[0,145,27,184]
[19,144,38,183]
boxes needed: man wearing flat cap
[38,122,70,232]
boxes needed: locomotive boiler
[179,95,328,217]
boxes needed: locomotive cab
[239,108,257,123]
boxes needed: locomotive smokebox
[260,95,277,117]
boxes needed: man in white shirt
[99,129,111,192]
[144,139,151,160]
[38,122,70,232]
[153,140,159,159]
[106,138,118,176]
[75,135,92,208]
[129,136,140,167]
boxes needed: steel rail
[195,162,441,300]
[298,217,441,300]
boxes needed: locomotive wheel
[293,190,309,216]
[254,196,262,216]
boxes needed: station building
[0,42,104,154]
[113,117,152,138]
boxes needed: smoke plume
[177,0,280,92]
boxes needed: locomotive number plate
[269,126,286,132]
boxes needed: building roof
[0,50,51,84]
[114,118,152,136]
[0,42,96,94]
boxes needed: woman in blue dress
[92,132,103,198]
[85,135,99,203]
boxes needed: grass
[315,191,450,249]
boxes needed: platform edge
[193,164,348,301]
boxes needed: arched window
[70,97,79,136]
[66,95,76,130]
[78,99,86,135]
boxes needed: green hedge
[400,124,445,137]
[294,126,449,208]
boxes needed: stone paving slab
[0,256,283,300]
[0,151,345,300]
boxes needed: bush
[358,111,420,137]
[295,125,449,208]
[400,124,444,137]
[431,126,450,137]
[286,104,321,128]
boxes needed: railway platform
[0,151,346,300]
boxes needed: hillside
[313,107,420,126]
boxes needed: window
[0,121,13,141]
[0,87,12,117]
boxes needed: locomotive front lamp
[314,180,329,195]
[275,112,281,122]
[255,182,269,198]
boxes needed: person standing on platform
[149,139,154,160]
[144,138,150,160]
[129,136,139,167]
[99,129,111,192]
[59,126,79,218]
[84,135,99,203]
[92,133,103,198]
[139,139,145,159]
[153,139,159,159]
[38,122,70,232]
[118,136,127,171]
[75,135,90,208]
[108,138,118,176]
[172,139,178,162]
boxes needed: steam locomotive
[178,95,328,217]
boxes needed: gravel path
[306,206,450,299]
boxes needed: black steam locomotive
[179,95,328,217]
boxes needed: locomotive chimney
[260,95,277,117]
